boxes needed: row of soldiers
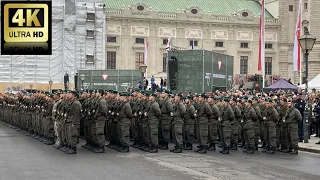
[0,91,81,154]
[77,89,301,154]
[0,89,302,155]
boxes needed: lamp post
[80,74,85,90]
[139,64,147,90]
[29,84,33,93]
[298,20,317,143]
[49,79,53,93]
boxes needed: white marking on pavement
[143,156,219,180]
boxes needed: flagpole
[259,0,266,88]
[262,0,265,88]
[293,0,302,85]
[166,36,171,90]
[299,58,302,85]
[299,0,302,86]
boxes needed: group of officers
[0,88,302,155]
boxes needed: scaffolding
[0,0,106,85]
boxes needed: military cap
[287,98,293,102]
[281,98,287,102]
[70,91,79,97]
[175,94,183,98]
[134,89,140,92]
[223,97,229,102]
[199,93,206,98]
[268,99,274,103]
[247,99,253,103]
[164,90,170,94]
[237,98,241,102]
[231,97,237,101]
[108,90,113,93]
[113,90,118,94]
[140,90,145,94]
[98,89,104,94]
[145,93,150,96]
[151,93,157,97]
[170,94,175,98]
[54,91,61,95]
[187,95,193,100]
[48,93,54,97]
[243,96,248,100]
[156,89,162,92]
[253,96,259,100]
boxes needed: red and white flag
[144,38,148,77]
[258,0,265,71]
[144,38,148,65]
[293,0,302,72]
[166,36,171,51]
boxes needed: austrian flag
[258,0,265,71]
[293,0,302,72]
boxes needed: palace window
[135,52,144,69]
[240,42,249,48]
[265,57,272,75]
[135,38,144,44]
[107,36,117,43]
[240,56,248,74]
[107,51,116,69]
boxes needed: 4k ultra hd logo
[1,1,52,55]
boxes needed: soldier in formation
[0,89,306,155]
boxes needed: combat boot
[242,145,248,153]
[131,141,138,148]
[198,146,207,154]
[120,146,129,153]
[173,146,182,153]
[53,144,61,149]
[160,143,169,150]
[194,146,203,152]
[262,146,269,153]
[59,145,66,151]
[208,143,216,151]
[170,146,177,152]
[48,138,54,145]
[139,144,146,150]
[62,146,71,153]
[143,145,151,152]
[66,147,77,154]
[238,141,245,148]
[281,147,289,153]
[266,147,275,154]
[219,147,226,153]
[290,147,298,155]
[222,148,230,154]
[246,146,254,154]
[81,142,90,149]
[149,145,158,153]
[184,143,193,150]
[286,147,293,153]
[93,146,105,153]
[230,144,237,150]
[87,144,95,151]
